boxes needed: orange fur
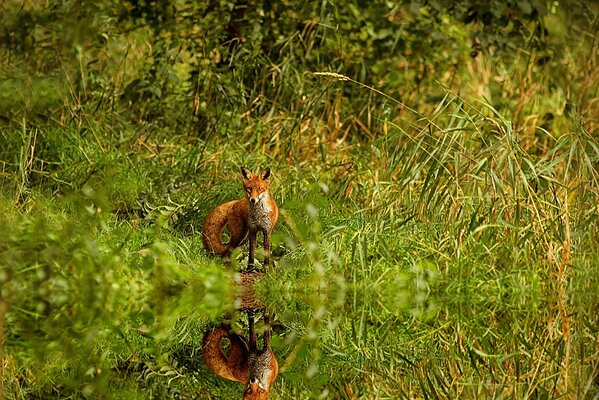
[202,167,278,268]
[202,316,278,400]
[202,199,249,256]
[202,325,249,383]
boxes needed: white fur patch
[248,192,273,231]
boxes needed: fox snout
[249,197,259,204]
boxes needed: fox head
[241,167,271,205]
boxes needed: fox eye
[258,188,263,193]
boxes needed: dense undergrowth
[1,1,598,399]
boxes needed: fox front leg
[263,230,271,267]
[263,315,272,348]
[248,313,257,351]
[248,229,257,271]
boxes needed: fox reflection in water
[202,312,278,400]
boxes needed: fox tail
[202,209,231,256]
[202,325,249,383]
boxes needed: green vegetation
[1,1,598,398]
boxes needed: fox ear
[260,168,271,180]
[241,167,252,180]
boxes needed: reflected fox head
[243,378,270,400]
[241,167,271,205]
[243,361,278,400]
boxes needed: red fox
[202,167,279,269]
[202,315,279,400]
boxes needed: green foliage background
[0,0,598,398]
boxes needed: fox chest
[248,199,273,232]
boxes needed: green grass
[1,1,599,399]
[2,90,597,398]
